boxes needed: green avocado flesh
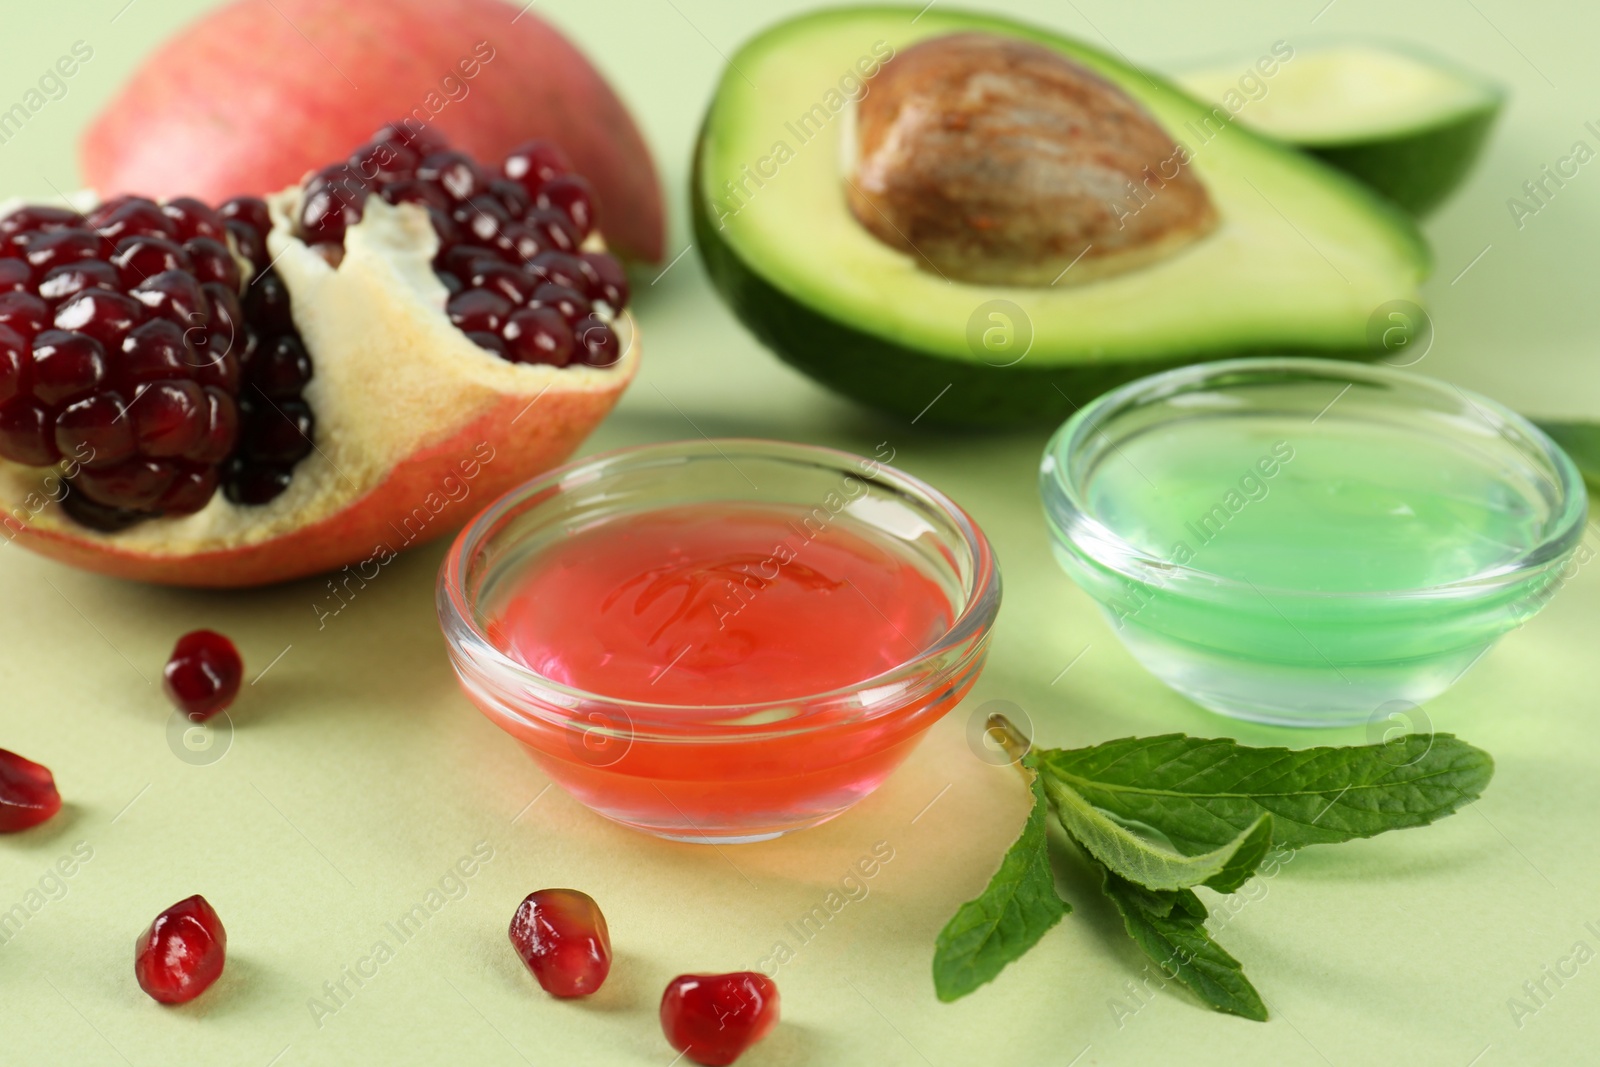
[693,7,1430,427]
[1178,43,1504,216]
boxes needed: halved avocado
[1178,43,1504,215]
[693,7,1430,427]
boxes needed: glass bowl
[1040,358,1588,727]
[439,439,1000,843]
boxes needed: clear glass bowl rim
[438,437,1002,738]
[1041,356,1590,600]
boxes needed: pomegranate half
[0,130,637,588]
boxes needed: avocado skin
[692,142,1385,429]
[1307,104,1502,217]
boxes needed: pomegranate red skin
[134,895,227,1005]
[162,630,244,720]
[660,972,781,1067]
[82,0,664,263]
[508,888,611,998]
[0,748,62,833]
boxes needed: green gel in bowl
[1040,357,1589,727]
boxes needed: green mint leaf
[1043,773,1274,893]
[933,756,1070,1002]
[1536,420,1600,489]
[1038,733,1493,854]
[1097,863,1268,1021]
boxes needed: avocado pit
[848,32,1218,286]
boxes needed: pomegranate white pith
[0,192,636,583]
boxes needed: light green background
[0,1,1595,1064]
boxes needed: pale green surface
[0,2,1596,1065]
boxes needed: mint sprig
[932,719,1493,1018]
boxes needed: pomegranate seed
[223,220,268,273]
[574,317,622,367]
[131,381,207,457]
[526,252,588,293]
[249,336,313,398]
[418,151,488,202]
[39,260,119,303]
[112,236,194,286]
[489,179,533,219]
[31,330,107,404]
[0,206,84,241]
[184,238,241,290]
[435,271,463,296]
[466,331,508,357]
[54,290,144,350]
[0,400,59,465]
[380,179,451,213]
[156,464,220,516]
[223,460,294,505]
[244,272,294,335]
[60,486,144,531]
[95,200,178,244]
[482,222,545,263]
[55,391,137,467]
[580,253,630,311]
[523,209,582,254]
[76,459,176,510]
[24,230,113,274]
[163,630,243,720]
[0,748,62,832]
[218,196,272,236]
[0,325,26,405]
[660,973,780,1067]
[447,290,512,334]
[0,259,31,294]
[298,176,368,244]
[350,139,420,184]
[502,141,572,198]
[131,270,210,331]
[239,397,313,464]
[508,889,612,998]
[537,175,596,238]
[439,246,500,283]
[189,388,240,466]
[530,284,591,325]
[119,320,193,385]
[502,307,574,366]
[372,120,448,158]
[453,195,512,244]
[134,895,227,1005]
[161,197,226,242]
[202,283,243,353]
[469,263,539,306]
[0,292,49,340]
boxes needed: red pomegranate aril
[155,463,220,516]
[489,179,533,219]
[39,260,119,303]
[526,252,588,293]
[0,748,62,833]
[76,458,176,509]
[133,270,210,331]
[192,344,241,394]
[55,391,136,467]
[447,289,512,334]
[135,895,227,1005]
[241,398,313,464]
[189,388,239,465]
[163,629,243,720]
[454,195,512,243]
[530,284,591,324]
[31,330,107,404]
[131,381,207,457]
[580,253,630,311]
[223,220,267,273]
[0,205,83,240]
[0,292,50,340]
[523,209,581,254]
[119,319,193,386]
[244,271,294,335]
[24,229,112,273]
[0,326,26,404]
[0,400,59,465]
[218,197,272,239]
[55,289,145,350]
[502,306,574,366]
[162,197,227,242]
[112,236,194,286]
[202,282,243,350]
[466,331,508,357]
[483,222,544,263]
[503,140,572,198]
[60,485,144,530]
[184,238,241,289]
[508,889,612,998]
[470,263,539,306]
[298,180,367,244]
[373,120,449,158]
[223,459,293,505]
[249,335,313,398]
[96,200,177,243]
[439,245,500,283]
[537,175,596,238]
[660,973,780,1067]
[435,270,464,296]
[351,139,420,184]
[574,316,622,367]
[379,178,451,213]
[419,151,488,202]
[0,259,31,294]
